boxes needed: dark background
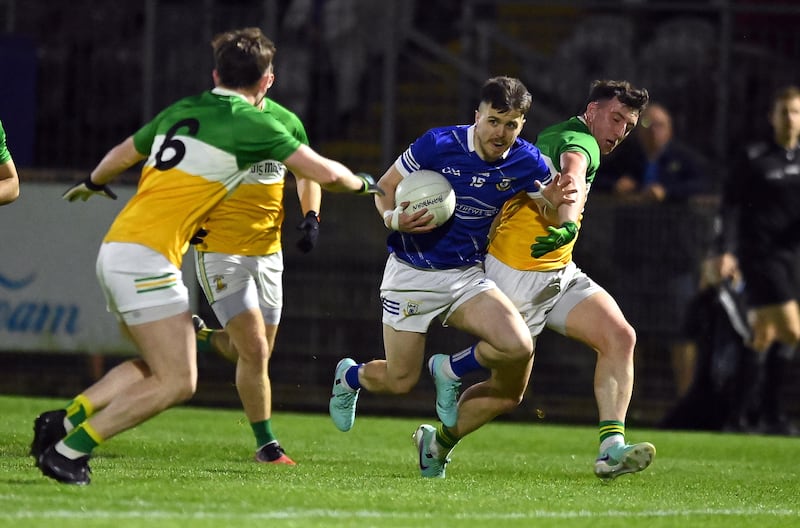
[1,0,798,428]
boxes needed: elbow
[0,187,19,205]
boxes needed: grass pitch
[1,394,797,528]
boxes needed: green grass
[1,394,797,528]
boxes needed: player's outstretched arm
[63,136,146,202]
[283,144,383,195]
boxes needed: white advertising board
[0,182,197,354]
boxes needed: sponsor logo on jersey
[245,160,286,184]
[454,196,498,219]
[441,167,461,177]
[214,275,227,293]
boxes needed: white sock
[599,434,624,455]
[63,417,74,433]
[55,441,87,460]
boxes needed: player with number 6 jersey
[104,89,303,267]
[32,27,381,486]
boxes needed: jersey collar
[467,124,477,153]
[467,124,512,160]
[211,86,251,103]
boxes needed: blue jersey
[388,124,551,269]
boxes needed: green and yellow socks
[57,422,102,459]
[435,423,460,454]
[64,394,94,431]
[58,394,102,459]
[196,327,216,354]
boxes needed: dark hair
[211,27,275,88]
[480,76,532,115]
[587,80,649,113]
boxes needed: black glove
[62,177,117,202]
[296,211,320,253]
[189,228,208,245]
[355,172,384,196]
[531,221,578,258]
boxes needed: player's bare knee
[501,334,534,363]
[608,321,636,353]
[173,376,197,403]
[159,369,197,403]
[383,371,420,394]
[237,345,269,365]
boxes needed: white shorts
[485,254,604,336]
[380,253,496,332]
[96,242,189,325]
[194,250,283,327]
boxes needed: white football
[395,170,456,226]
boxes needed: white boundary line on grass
[1,508,797,520]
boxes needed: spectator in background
[710,85,800,436]
[321,0,369,120]
[0,119,20,206]
[320,0,411,120]
[272,0,317,121]
[599,102,710,202]
[597,102,713,399]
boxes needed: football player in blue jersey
[328,77,576,463]
[413,80,653,480]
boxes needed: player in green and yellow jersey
[0,119,19,206]
[191,94,319,465]
[30,27,381,485]
[416,80,655,480]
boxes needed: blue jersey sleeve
[394,129,439,177]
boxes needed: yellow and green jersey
[196,98,309,256]
[103,88,301,267]
[489,116,600,271]
[0,120,11,164]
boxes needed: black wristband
[84,177,104,191]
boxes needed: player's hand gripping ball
[394,170,456,227]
